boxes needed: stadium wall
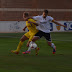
[0,21,72,33]
[0,0,72,21]
[0,0,72,33]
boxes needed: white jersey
[33,15,54,33]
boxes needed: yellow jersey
[25,18,38,41]
[26,18,38,33]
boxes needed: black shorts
[35,30,51,41]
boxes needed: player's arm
[28,21,39,26]
[24,16,33,21]
[52,20,66,27]
[24,16,40,21]
[23,26,27,31]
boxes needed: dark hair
[23,12,29,17]
[43,10,48,14]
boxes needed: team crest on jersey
[56,25,61,30]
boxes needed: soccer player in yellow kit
[11,12,39,54]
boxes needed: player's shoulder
[39,15,43,18]
[28,18,35,21]
[33,15,42,18]
[28,18,33,20]
[47,16,53,18]
[28,18,36,23]
[47,16,54,20]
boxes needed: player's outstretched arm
[24,16,33,21]
[28,21,39,26]
[52,20,66,27]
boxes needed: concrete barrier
[0,21,72,33]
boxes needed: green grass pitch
[0,32,72,72]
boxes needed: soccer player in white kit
[24,10,66,54]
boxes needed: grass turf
[0,32,72,72]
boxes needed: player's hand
[23,26,27,31]
[63,25,67,28]
[23,28,26,31]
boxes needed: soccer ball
[29,43,37,49]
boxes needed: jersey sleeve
[49,16,54,21]
[32,16,40,21]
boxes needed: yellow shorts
[24,31,38,41]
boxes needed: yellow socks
[16,41,24,52]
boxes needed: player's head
[23,12,29,18]
[43,10,48,18]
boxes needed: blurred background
[0,0,72,33]
[0,0,72,21]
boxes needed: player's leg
[28,31,43,55]
[32,30,43,42]
[23,31,42,55]
[32,37,40,55]
[22,34,40,54]
[16,35,29,52]
[27,31,41,52]
[23,37,40,55]
[44,33,56,54]
[48,41,56,54]
[11,32,29,54]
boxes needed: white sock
[51,43,55,49]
